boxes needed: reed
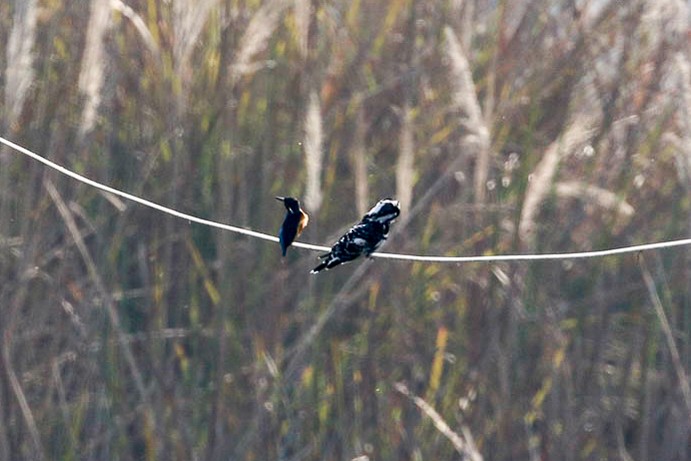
[0,1,689,460]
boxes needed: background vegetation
[1,0,690,460]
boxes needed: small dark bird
[311,199,400,274]
[276,196,309,256]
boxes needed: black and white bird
[311,199,400,274]
[276,196,309,256]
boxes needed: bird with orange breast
[276,196,309,256]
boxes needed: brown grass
[1,1,690,460]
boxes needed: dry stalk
[2,334,45,460]
[172,0,219,71]
[352,101,369,216]
[293,0,310,59]
[638,254,691,414]
[518,113,597,248]
[5,0,38,127]
[283,260,372,379]
[396,102,415,214]
[111,0,161,59]
[394,382,483,461]
[672,53,691,186]
[444,25,491,204]
[303,90,323,212]
[43,179,152,411]
[229,0,290,84]
[78,0,112,138]
[554,181,635,217]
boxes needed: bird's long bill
[275,196,285,202]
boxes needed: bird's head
[276,196,302,213]
[363,198,400,224]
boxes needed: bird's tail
[311,252,334,273]
[310,262,328,274]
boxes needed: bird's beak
[275,196,285,202]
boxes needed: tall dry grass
[304,90,323,212]
[0,1,690,460]
[78,0,112,139]
[5,0,37,129]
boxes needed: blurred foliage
[1,0,690,460]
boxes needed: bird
[276,196,309,256]
[311,199,400,274]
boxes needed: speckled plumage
[311,199,400,273]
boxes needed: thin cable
[0,136,329,252]
[371,239,691,262]
[2,135,690,262]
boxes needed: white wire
[2,135,690,262]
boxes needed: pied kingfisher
[311,199,400,273]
